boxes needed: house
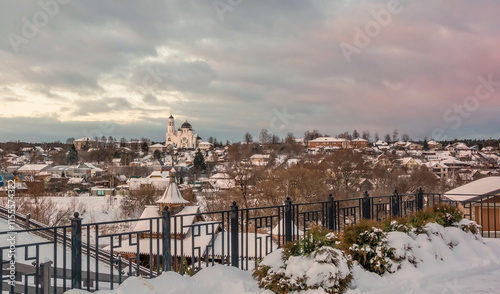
[444,177,500,231]
[198,141,214,151]
[208,173,236,190]
[0,172,27,193]
[149,143,166,153]
[249,154,271,166]
[351,138,368,149]
[73,137,98,150]
[128,171,171,191]
[427,140,442,150]
[374,140,390,150]
[426,162,449,179]
[90,186,115,196]
[78,163,105,177]
[308,137,349,149]
[16,164,51,175]
[400,157,421,169]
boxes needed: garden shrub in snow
[254,228,352,293]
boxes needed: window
[97,190,105,196]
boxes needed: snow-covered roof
[17,164,51,172]
[74,137,94,142]
[156,173,189,205]
[352,138,368,142]
[444,177,500,201]
[309,137,347,143]
[250,154,271,159]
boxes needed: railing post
[284,197,292,243]
[362,191,371,220]
[417,187,424,210]
[391,190,400,217]
[162,206,171,272]
[71,212,82,289]
[40,261,52,294]
[230,201,239,268]
[327,194,336,231]
[26,213,30,229]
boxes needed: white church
[165,115,200,149]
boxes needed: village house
[308,137,350,149]
[198,141,214,151]
[351,138,368,149]
[73,137,98,150]
[249,154,271,166]
[149,143,167,153]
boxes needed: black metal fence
[1,189,499,293]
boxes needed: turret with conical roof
[156,168,189,214]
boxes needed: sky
[1,0,499,143]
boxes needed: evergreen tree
[153,149,162,160]
[141,141,149,152]
[82,139,90,151]
[423,138,429,151]
[193,149,207,170]
[67,144,79,164]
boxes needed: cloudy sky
[1,0,499,143]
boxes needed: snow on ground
[66,223,500,294]
[46,194,124,223]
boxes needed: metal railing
[1,189,499,293]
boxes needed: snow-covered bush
[455,218,481,236]
[283,226,339,258]
[254,228,352,293]
[341,222,398,275]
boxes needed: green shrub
[342,222,397,275]
[408,204,463,232]
[283,226,339,258]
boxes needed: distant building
[351,138,368,149]
[198,141,214,151]
[308,137,349,149]
[165,115,199,149]
[250,154,271,166]
[74,137,98,150]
